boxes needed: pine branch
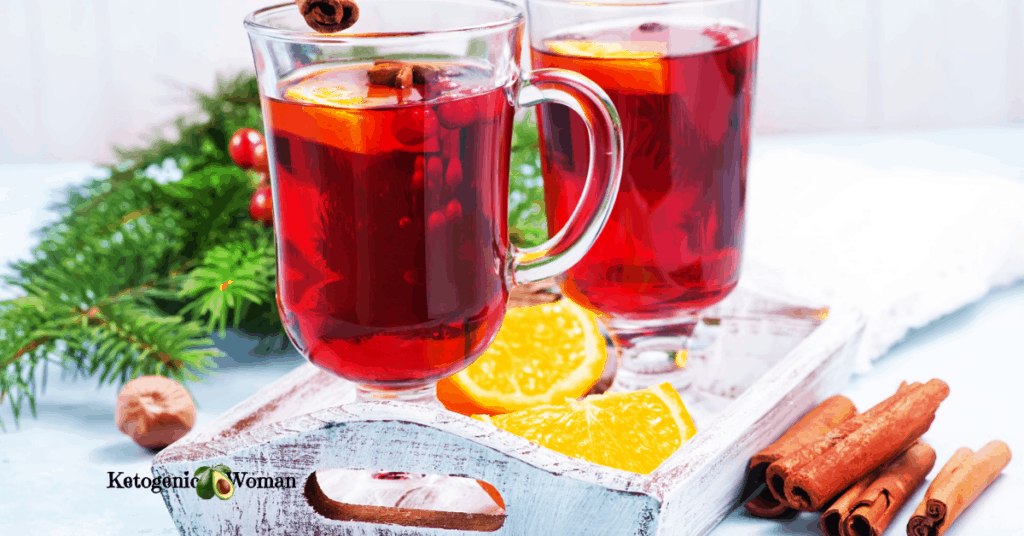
[177,226,277,338]
[1,182,219,425]
[162,164,259,258]
[0,298,64,427]
[509,112,548,248]
[53,302,220,386]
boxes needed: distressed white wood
[650,305,863,535]
[153,287,864,536]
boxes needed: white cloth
[743,150,1024,372]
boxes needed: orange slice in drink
[436,299,606,416]
[280,80,382,154]
[285,83,367,107]
[542,39,669,93]
[476,382,697,474]
[546,39,667,59]
[280,69,427,154]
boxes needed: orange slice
[476,382,696,474]
[285,82,366,107]
[437,299,606,416]
[279,69,426,155]
[546,39,667,59]
[541,39,669,93]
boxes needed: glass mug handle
[512,69,624,283]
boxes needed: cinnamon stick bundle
[842,441,936,536]
[766,380,949,511]
[744,395,858,518]
[906,441,1012,536]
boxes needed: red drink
[264,63,515,387]
[533,24,757,321]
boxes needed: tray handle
[303,471,506,532]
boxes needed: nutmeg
[116,376,196,450]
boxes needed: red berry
[229,128,265,169]
[426,156,444,191]
[249,186,274,226]
[427,209,447,233]
[638,22,666,33]
[411,156,425,190]
[445,199,462,220]
[435,97,478,130]
[441,128,461,161]
[252,141,269,174]
[445,158,463,189]
[426,79,460,99]
[392,107,438,146]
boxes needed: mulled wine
[263,63,515,387]
[533,23,757,321]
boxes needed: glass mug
[526,0,760,390]
[244,0,622,402]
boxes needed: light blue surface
[1,128,1021,535]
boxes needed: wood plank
[652,306,863,534]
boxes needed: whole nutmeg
[116,376,196,450]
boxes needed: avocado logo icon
[195,465,234,500]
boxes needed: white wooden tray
[153,284,864,535]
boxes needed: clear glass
[525,0,760,391]
[244,0,623,403]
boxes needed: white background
[2,0,1023,164]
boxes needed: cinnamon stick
[821,467,881,536]
[766,380,949,511]
[368,60,444,89]
[843,441,936,536]
[297,0,359,33]
[767,383,920,508]
[929,440,1011,535]
[835,379,914,529]
[744,395,858,518]
[907,447,973,535]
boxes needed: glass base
[356,382,439,405]
[608,315,721,392]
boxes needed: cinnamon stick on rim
[744,395,858,518]
[766,380,949,511]
[907,447,973,536]
[843,441,936,536]
[297,0,359,33]
[928,440,1011,536]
